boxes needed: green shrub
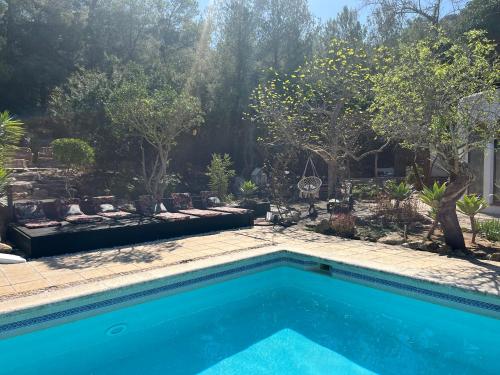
[420,181,447,239]
[456,194,488,243]
[384,180,413,208]
[352,183,380,200]
[477,219,500,242]
[240,180,257,199]
[51,138,95,197]
[420,182,447,208]
[51,138,95,169]
[206,153,235,200]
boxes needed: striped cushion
[210,207,250,214]
[178,209,228,218]
[154,212,195,221]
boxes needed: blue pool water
[0,266,499,374]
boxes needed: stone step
[10,172,41,182]
[5,159,27,169]
[8,181,33,193]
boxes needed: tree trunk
[437,172,471,250]
[427,219,438,240]
[327,158,337,198]
[470,216,476,244]
[411,161,424,190]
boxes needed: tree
[0,111,23,211]
[105,68,204,199]
[322,7,366,49]
[249,39,389,196]
[0,110,23,162]
[206,153,236,200]
[364,0,465,27]
[453,0,500,49]
[49,69,111,140]
[255,0,315,74]
[371,30,499,250]
[367,1,404,46]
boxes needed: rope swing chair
[298,155,322,199]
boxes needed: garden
[0,0,499,263]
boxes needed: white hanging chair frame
[298,156,322,199]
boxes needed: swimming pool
[0,263,499,374]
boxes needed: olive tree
[371,30,499,250]
[106,69,204,199]
[249,39,389,196]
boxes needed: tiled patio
[1,226,499,313]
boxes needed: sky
[198,0,367,22]
[198,0,464,23]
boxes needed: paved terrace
[1,226,499,313]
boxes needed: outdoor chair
[136,195,197,222]
[90,196,138,220]
[327,182,354,214]
[58,198,104,224]
[170,193,229,218]
[199,191,251,215]
[13,200,62,229]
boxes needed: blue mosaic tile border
[0,256,314,335]
[329,267,500,313]
[1,254,498,335]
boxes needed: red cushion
[178,209,228,217]
[65,214,103,224]
[154,212,195,221]
[210,207,250,214]
[23,220,61,229]
[98,211,135,219]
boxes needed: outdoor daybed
[7,194,254,258]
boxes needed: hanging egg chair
[297,156,322,199]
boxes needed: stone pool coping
[0,227,499,322]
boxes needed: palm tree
[0,111,23,244]
[456,194,488,244]
[420,182,447,239]
[0,111,24,164]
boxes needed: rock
[473,250,488,259]
[9,180,33,193]
[488,252,500,262]
[408,222,424,231]
[426,241,440,251]
[232,176,245,195]
[378,233,406,245]
[403,240,439,252]
[438,245,452,254]
[32,188,49,199]
[452,249,469,258]
[403,241,421,250]
[0,242,13,254]
[315,219,331,234]
[251,167,267,186]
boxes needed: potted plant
[239,180,257,208]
